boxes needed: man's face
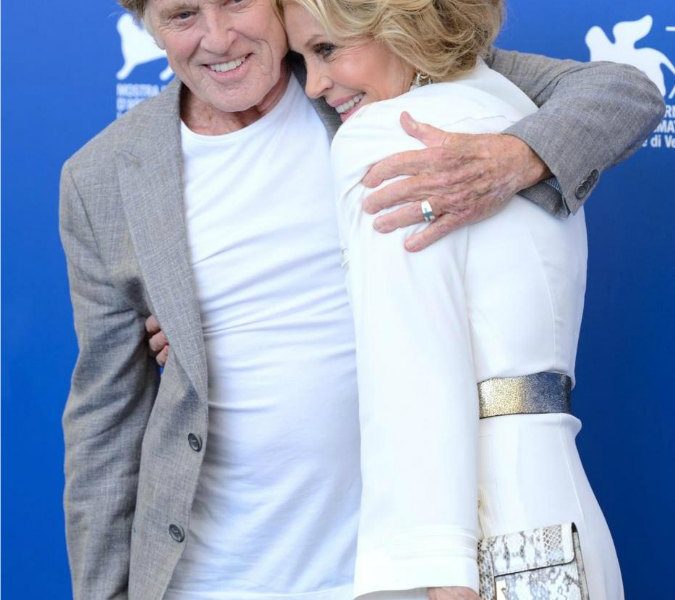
[146,0,289,116]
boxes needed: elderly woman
[279,0,624,599]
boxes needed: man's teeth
[209,57,246,73]
[336,93,365,114]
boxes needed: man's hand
[362,112,550,252]
[427,587,480,600]
[146,314,170,367]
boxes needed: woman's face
[283,2,415,121]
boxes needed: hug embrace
[60,0,664,599]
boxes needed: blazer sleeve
[333,109,481,597]
[59,163,159,600]
[486,47,665,216]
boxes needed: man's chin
[191,76,287,110]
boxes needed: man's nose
[200,11,236,55]
[304,67,331,99]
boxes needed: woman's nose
[304,66,331,99]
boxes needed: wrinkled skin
[362,111,550,252]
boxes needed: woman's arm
[333,104,482,597]
[347,181,480,597]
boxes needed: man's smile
[208,56,249,73]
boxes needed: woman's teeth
[336,93,365,115]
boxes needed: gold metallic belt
[478,372,572,419]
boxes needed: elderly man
[59,0,663,598]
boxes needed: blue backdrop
[3,1,674,598]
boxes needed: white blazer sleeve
[332,102,483,596]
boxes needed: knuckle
[376,215,393,229]
[424,147,443,165]
[397,179,415,196]
[424,173,446,193]
[432,150,448,166]
[439,220,454,235]
[439,145,455,159]
[438,172,455,190]
[438,195,462,214]
[365,194,383,211]
[438,134,453,147]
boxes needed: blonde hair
[281,0,503,82]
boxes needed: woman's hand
[427,587,480,600]
[146,314,170,366]
[361,111,550,252]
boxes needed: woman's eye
[314,43,336,59]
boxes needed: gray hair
[118,0,147,18]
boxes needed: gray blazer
[60,49,663,600]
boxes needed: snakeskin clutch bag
[477,523,590,600]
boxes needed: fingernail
[373,219,385,232]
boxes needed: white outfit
[332,61,623,599]
[166,75,359,600]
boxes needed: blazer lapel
[116,80,208,402]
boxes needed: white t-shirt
[165,75,360,600]
[331,61,587,597]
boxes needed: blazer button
[188,433,203,452]
[169,524,185,543]
[575,184,588,200]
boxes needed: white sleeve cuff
[353,529,479,598]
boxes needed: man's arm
[487,48,665,215]
[362,51,664,250]
[60,163,159,600]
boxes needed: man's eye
[314,43,336,59]
[173,11,195,20]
